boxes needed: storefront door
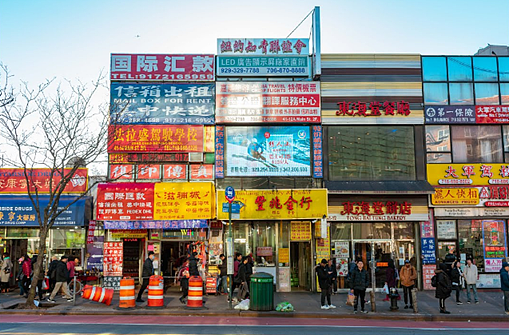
[353,240,392,289]
[290,241,311,291]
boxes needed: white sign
[434,207,509,217]
[477,274,501,288]
[436,220,456,239]
[485,258,503,273]
[217,38,309,56]
[226,237,233,275]
[328,212,428,222]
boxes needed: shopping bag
[42,277,49,290]
[346,292,355,306]
[383,283,389,295]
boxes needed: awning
[325,181,435,195]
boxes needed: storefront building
[321,54,434,290]
[423,53,509,288]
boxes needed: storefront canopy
[325,181,435,195]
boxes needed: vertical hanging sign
[215,126,225,179]
[312,126,323,178]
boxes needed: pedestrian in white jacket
[464,258,479,304]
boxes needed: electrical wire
[286,8,314,39]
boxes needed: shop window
[451,125,503,163]
[422,57,447,81]
[353,222,391,240]
[426,125,451,163]
[448,57,473,81]
[458,220,484,272]
[500,83,509,105]
[331,223,351,240]
[327,126,416,181]
[475,83,500,105]
[498,57,509,81]
[449,83,474,105]
[233,222,248,256]
[250,222,276,266]
[393,222,414,240]
[473,57,498,82]
[427,153,452,163]
[423,83,448,105]
[52,228,85,249]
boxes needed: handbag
[383,283,389,295]
[346,292,355,306]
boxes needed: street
[1,316,509,335]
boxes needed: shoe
[467,301,471,304]
[475,301,479,304]
[136,299,144,303]
[353,310,357,314]
[440,310,451,314]
[179,297,185,304]
[361,310,368,314]
[47,299,56,303]
[67,299,73,302]
[404,305,408,309]
[457,301,463,305]
[409,305,413,309]
[321,305,329,310]
[329,304,337,309]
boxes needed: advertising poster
[312,126,323,178]
[216,56,308,77]
[290,221,312,241]
[0,195,88,227]
[225,126,311,177]
[215,126,225,179]
[0,168,88,194]
[96,183,154,221]
[217,38,309,56]
[216,82,320,123]
[421,237,437,264]
[110,54,214,81]
[153,182,215,220]
[482,220,507,272]
[436,220,456,239]
[107,125,204,153]
[86,235,103,271]
[110,83,215,125]
[103,242,123,276]
[423,264,436,290]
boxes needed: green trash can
[249,272,274,311]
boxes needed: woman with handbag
[383,259,397,301]
[1,253,12,293]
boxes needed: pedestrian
[177,261,189,304]
[16,257,25,296]
[350,259,369,314]
[236,256,250,301]
[399,259,417,309]
[316,259,335,309]
[136,251,155,302]
[1,253,12,293]
[21,254,32,298]
[66,257,78,284]
[47,256,72,303]
[434,263,452,314]
[500,261,509,315]
[464,258,479,304]
[327,259,338,294]
[48,256,59,292]
[233,253,242,293]
[383,259,396,301]
[451,261,464,305]
[444,249,456,278]
[218,254,228,294]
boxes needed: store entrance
[122,238,144,282]
[353,241,392,289]
[290,241,311,291]
[161,241,189,278]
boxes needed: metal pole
[73,275,76,306]
[228,201,233,310]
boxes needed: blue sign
[222,203,240,213]
[110,83,215,125]
[103,220,208,230]
[0,196,89,227]
[312,126,323,178]
[421,237,436,265]
[225,186,235,203]
[424,105,476,124]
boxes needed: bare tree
[0,72,110,308]
[0,64,14,108]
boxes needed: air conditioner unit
[189,152,203,163]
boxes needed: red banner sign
[86,220,96,244]
[190,164,214,180]
[109,165,134,180]
[110,54,214,81]
[0,168,88,194]
[103,242,123,276]
[96,183,154,221]
[476,106,509,123]
[108,125,204,153]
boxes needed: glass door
[353,240,393,289]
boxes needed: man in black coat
[48,256,59,292]
[316,258,335,309]
[47,256,72,303]
[218,254,228,294]
[136,251,155,302]
[435,262,452,314]
[350,260,369,313]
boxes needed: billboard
[216,82,320,123]
[110,83,215,125]
[0,168,88,194]
[216,56,309,77]
[424,105,475,124]
[225,126,311,177]
[110,54,214,81]
[153,182,215,220]
[0,195,88,227]
[217,38,309,56]
[96,183,154,221]
[107,125,204,153]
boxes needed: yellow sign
[291,221,312,241]
[432,188,480,205]
[216,189,328,220]
[278,248,289,264]
[427,164,509,186]
[111,229,147,238]
[154,182,215,220]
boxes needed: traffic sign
[225,186,235,203]
[222,203,241,213]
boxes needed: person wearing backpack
[434,263,453,314]
[1,253,12,293]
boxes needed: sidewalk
[1,289,508,322]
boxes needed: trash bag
[234,298,250,310]
[276,301,294,312]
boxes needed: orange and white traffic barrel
[119,277,135,308]
[187,276,203,308]
[147,275,164,307]
[82,285,114,306]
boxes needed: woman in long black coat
[435,263,452,314]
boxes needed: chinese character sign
[153,182,215,220]
[96,183,154,221]
[0,168,88,194]
[217,38,309,56]
[421,237,436,264]
[425,105,476,124]
[215,82,320,123]
[225,126,311,177]
[216,189,327,220]
[312,126,323,178]
[215,126,225,179]
[107,125,204,153]
[190,164,214,180]
[216,56,309,77]
[290,221,312,241]
[431,188,480,205]
[103,242,123,276]
[110,83,215,125]
[427,164,509,186]
[110,54,214,81]
[482,220,507,272]
[476,106,509,124]
[336,101,411,117]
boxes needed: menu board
[483,220,507,272]
[423,264,436,290]
[290,221,312,241]
[436,220,456,240]
[334,241,349,277]
[103,242,123,276]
